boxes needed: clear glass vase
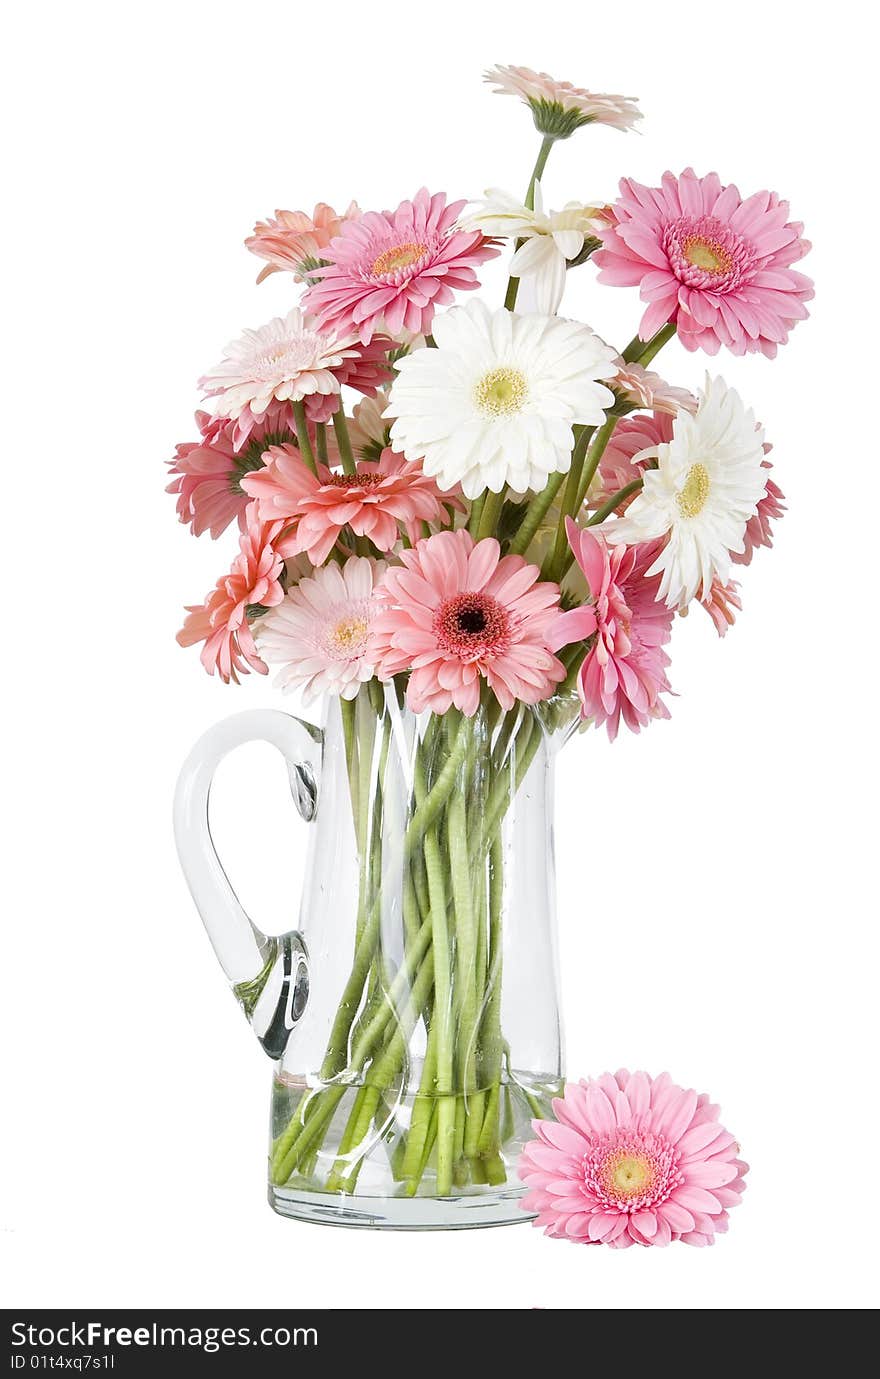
[174,685,576,1228]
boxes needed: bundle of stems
[270,682,573,1198]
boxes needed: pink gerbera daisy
[256,556,383,704]
[610,360,696,416]
[369,529,566,715]
[177,508,285,683]
[303,189,499,345]
[167,410,295,539]
[594,168,813,357]
[485,65,641,138]
[519,1070,748,1247]
[553,520,673,739]
[589,412,673,513]
[199,309,391,445]
[245,201,360,284]
[732,461,785,565]
[242,445,456,565]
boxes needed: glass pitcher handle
[173,710,323,1058]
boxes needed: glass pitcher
[174,685,572,1228]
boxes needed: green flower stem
[315,422,329,465]
[507,473,565,557]
[504,135,555,311]
[292,401,318,476]
[543,426,593,580]
[573,416,618,516]
[403,712,469,855]
[621,320,677,366]
[424,822,454,1195]
[333,408,357,475]
[351,957,440,1193]
[476,488,506,543]
[401,1025,439,1189]
[448,791,478,1108]
[467,494,486,538]
[587,479,643,527]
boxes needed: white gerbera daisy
[606,376,767,608]
[255,556,383,703]
[465,184,603,314]
[385,300,616,499]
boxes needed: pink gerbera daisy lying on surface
[594,168,813,357]
[519,1070,748,1247]
[303,189,499,344]
[199,309,391,445]
[242,445,456,565]
[554,519,673,739]
[369,529,567,715]
[177,509,285,683]
[245,201,360,284]
[167,410,295,539]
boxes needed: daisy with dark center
[369,528,569,716]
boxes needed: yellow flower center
[371,242,426,276]
[610,1155,651,1197]
[677,462,711,518]
[683,236,732,274]
[332,616,368,652]
[474,367,528,417]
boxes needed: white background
[2,0,876,1312]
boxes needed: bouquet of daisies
[170,65,810,1207]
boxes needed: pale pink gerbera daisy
[610,361,696,416]
[369,529,566,715]
[245,201,360,284]
[177,508,285,683]
[519,1070,748,1247]
[553,520,673,740]
[732,461,785,565]
[699,576,742,637]
[588,412,673,513]
[199,309,391,445]
[167,410,295,539]
[595,169,813,357]
[243,445,456,565]
[303,189,498,345]
[256,556,383,704]
[484,65,641,137]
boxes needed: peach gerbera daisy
[245,201,360,284]
[177,508,285,683]
[303,189,498,345]
[369,528,567,716]
[519,1069,748,1247]
[243,444,456,565]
